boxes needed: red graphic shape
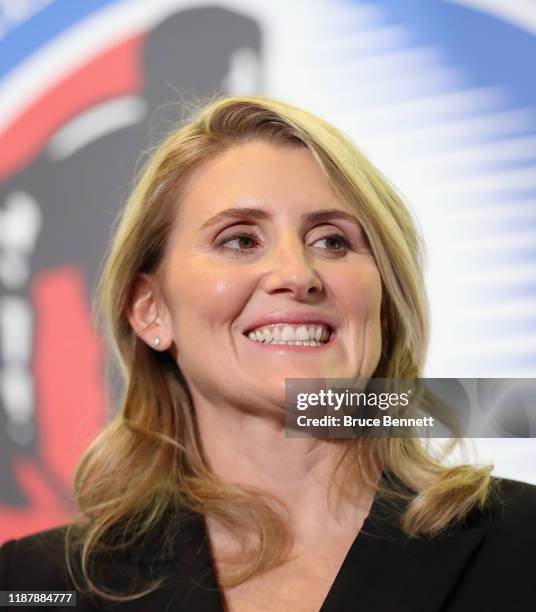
[0,266,109,542]
[0,458,71,540]
[0,33,145,180]
[32,266,108,485]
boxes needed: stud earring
[153,336,161,348]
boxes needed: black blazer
[1,476,536,611]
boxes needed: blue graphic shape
[347,0,536,368]
[360,0,536,115]
[0,0,120,80]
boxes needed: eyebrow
[199,206,362,230]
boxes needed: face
[152,141,382,413]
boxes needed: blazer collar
[319,478,488,612]
[118,474,488,612]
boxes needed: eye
[218,231,261,254]
[313,233,353,254]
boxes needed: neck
[193,396,379,542]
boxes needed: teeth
[296,326,309,341]
[246,323,331,345]
[273,340,324,346]
[281,326,295,342]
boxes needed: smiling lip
[243,313,335,336]
[242,313,336,350]
[243,330,337,351]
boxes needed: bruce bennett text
[295,415,435,428]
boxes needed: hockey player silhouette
[0,6,263,536]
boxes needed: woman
[1,95,535,611]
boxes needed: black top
[1,475,536,611]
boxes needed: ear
[126,273,173,351]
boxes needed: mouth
[242,322,335,349]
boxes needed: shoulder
[457,475,536,570]
[0,525,72,591]
[436,477,536,609]
[485,476,536,524]
[0,516,222,611]
[479,476,536,541]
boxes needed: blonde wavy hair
[65,95,495,601]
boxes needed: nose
[260,233,324,300]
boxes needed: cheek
[333,263,383,322]
[166,262,254,330]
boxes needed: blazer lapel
[320,495,487,612]
[113,510,226,612]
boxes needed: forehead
[179,140,346,221]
